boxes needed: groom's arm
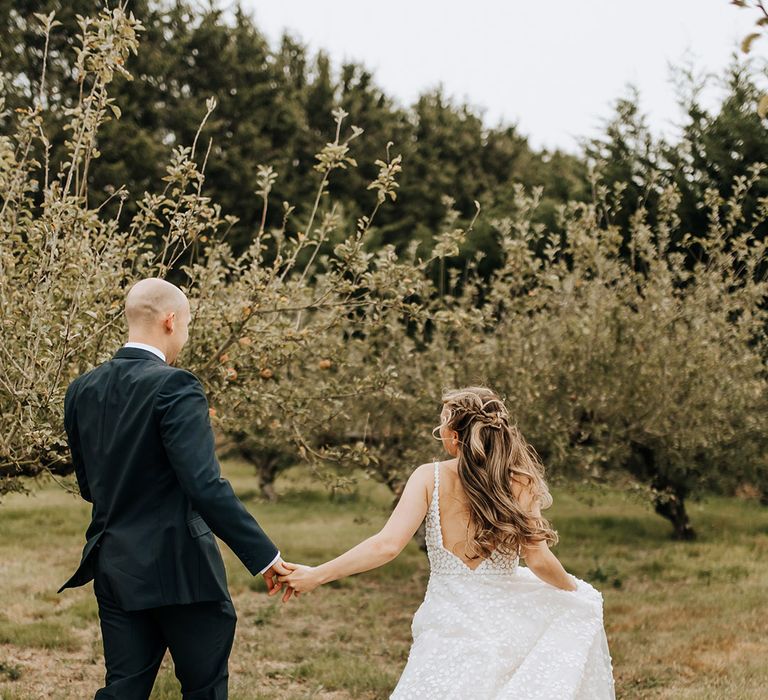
[155,369,280,576]
[63,380,92,503]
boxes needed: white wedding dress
[391,462,615,699]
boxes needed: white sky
[242,0,763,152]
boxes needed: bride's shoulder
[406,459,457,490]
[410,458,454,478]
[404,462,439,492]
[410,461,436,481]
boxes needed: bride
[279,387,615,699]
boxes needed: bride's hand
[277,563,323,595]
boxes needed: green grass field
[1,461,766,699]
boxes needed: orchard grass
[0,461,766,700]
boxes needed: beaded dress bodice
[425,461,519,576]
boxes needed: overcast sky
[242,0,762,152]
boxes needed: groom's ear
[162,311,176,333]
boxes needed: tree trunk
[256,457,280,503]
[234,433,282,503]
[653,489,696,540]
[627,440,697,540]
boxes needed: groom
[59,278,290,699]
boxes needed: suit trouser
[93,567,237,700]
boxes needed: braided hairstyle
[436,386,558,560]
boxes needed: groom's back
[60,346,231,610]
[70,353,179,519]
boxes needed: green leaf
[757,94,768,119]
[741,32,761,54]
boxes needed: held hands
[262,559,324,602]
[277,562,323,598]
[262,559,298,602]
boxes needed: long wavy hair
[435,386,558,560]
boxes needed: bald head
[125,278,187,329]
[125,278,190,364]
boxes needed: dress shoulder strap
[430,461,445,542]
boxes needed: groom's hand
[263,559,292,596]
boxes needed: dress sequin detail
[390,461,616,699]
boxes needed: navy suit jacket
[59,347,278,611]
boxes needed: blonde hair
[436,386,558,560]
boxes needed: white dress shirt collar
[124,342,166,362]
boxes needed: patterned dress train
[391,462,615,699]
